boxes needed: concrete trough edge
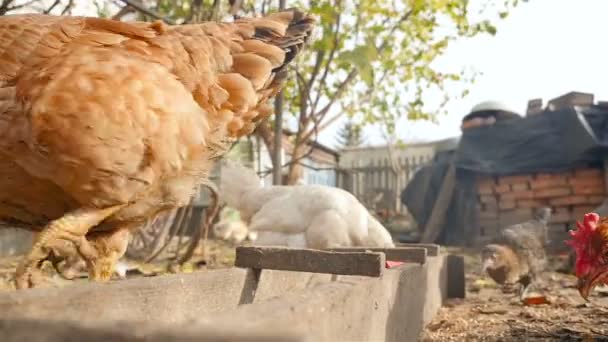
[0,253,458,341]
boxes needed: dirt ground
[420,247,608,341]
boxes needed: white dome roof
[470,100,518,114]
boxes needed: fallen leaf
[475,307,508,315]
[444,298,464,307]
[426,319,450,332]
[468,285,481,293]
[523,296,551,306]
[560,280,576,288]
[595,284,608,296]
[474,278,494,287]
[181,263,195,273]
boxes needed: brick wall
[476,167,606,250]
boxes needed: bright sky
[319,0,608,148]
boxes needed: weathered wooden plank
[325,247,427,264]
[421,162,456,243]
[395,243,440,256]
[235,246,385,277]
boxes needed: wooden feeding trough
[0,244,464,341]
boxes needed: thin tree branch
[42,0,60,14]
[258,143,316,177]
[306,52,325,101]
[178,181,219,264]
[258,119,322,180]
[378,11,413,52]
[314,69,357,118]
[171,203,193,260]
[116,0,176,24]
[311,0,342,113]
[279,109,322,182]
[59,0,73,15]
[228,0,243,15]
[112,3,135,20]
[3,0,37,14]
[144,207,185,263]
[254,118,275,164]
[0,0,15,15]
[316,68,391,132]
[312,10,413,123]
[209,0,222,21]
[295,70,315,116]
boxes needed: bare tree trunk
[254,118,275,176]
[272,94,283,185]
[271,0,286,185]
[286,143,305,184]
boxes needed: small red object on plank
[385,260,404,268]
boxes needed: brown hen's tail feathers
[238,8,315,72]
[262,9,315,70]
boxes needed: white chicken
[213,206,256,244]
[219,161,395,249]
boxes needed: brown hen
[0,10,315,289]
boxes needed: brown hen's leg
[40,238,87,280]
[15,205,124,289]
[84,227,131,282]
[48,252,87,280]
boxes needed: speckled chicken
[0,10,315,289]
[481,207,552,299]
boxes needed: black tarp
[455,107,607,175]
[401,106,608,245]
[401,151,477,244]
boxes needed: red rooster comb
[567,212,601,277]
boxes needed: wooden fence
[337,156,433,215]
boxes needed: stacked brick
[476,167,606,249]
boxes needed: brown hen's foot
[14,266,48,289]
[47,237,90,279]
[85,227,131,282]
[53,254,87,280]
[14,205,125,289]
